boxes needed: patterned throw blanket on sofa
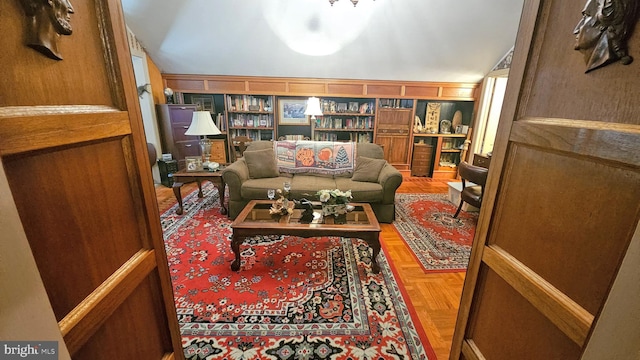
[274,140,356,175]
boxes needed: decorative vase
[322,203,347,217]
[322,203,348,224]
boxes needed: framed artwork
[278,98,309,125]
[348,102,359,112]
[191,95,215,113]
[185,156,203,172]
[425,102,441,133]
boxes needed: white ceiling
[121,0,524,83]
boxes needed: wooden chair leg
[454,200,464,218]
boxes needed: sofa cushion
[245,141,274,151]
[290,175,338,199]
[241,176,292,199]
[244,148,279,179]
[356,142,384,159]
[351,156,386,182]
[335,177,384,202]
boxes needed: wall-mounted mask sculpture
[574,0,639,73]
[18,0,75,60]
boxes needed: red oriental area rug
[394,193,478,273]
[160,183,436,359]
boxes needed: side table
[171,168,227,215]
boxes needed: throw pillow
[351,156,386,183]
[244,148,279,179]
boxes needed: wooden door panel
[491,145,639,314]
[469,269,581,359]
[2,1,113,107]
[376,135,409,165]
[377,108,412,130]
[1,0,182,358]
[521,3,640,124]
[451,0,640,358]
[4,139,145,319]
[73,275,171,359]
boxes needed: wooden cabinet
[375,107,413,167]
[411,143,433,176]
[209,140,227,164]
[156,104,200,162]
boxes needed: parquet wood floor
[154,173,463,360]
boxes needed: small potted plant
[316,189,352,224]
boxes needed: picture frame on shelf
[455,124,469,134]
[348,102,359,112]
[278,98,309,125]
[191,95,215,113]
[185,156,203,172]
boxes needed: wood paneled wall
[162,74,479,100]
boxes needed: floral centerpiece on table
[269,189,293,216]
[316,189,352,217]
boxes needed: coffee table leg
[213,178,227,215]
[231,233,244,271]
[172,182,184,215]
[196,180,204,198]
[362,233,381,274]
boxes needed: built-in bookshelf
[378,98,413,109]
[225,95,275,142]
[412,99,475,178]
[165,74,479,173]
[311,97,376,143]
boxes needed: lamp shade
[304,97,323,118]
[184,111,222,136]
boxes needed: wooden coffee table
[230,200,381,273]
[171,168,226,215]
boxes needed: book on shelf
[215,113,226,131]
[283,134,306,141]
[227,95,272,113]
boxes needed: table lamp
[184,111,222,170]
[304,97,323,119]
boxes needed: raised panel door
[0,0,182,358]
[450,1,640,359]
[376,135,409,166]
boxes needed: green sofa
[222,141,403,223]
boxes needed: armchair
[453,161,489,218]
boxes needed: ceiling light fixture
[329,0,370,7]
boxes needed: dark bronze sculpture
[574,0,640,73]
[18,0,75,60]
[296,199,315,224]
